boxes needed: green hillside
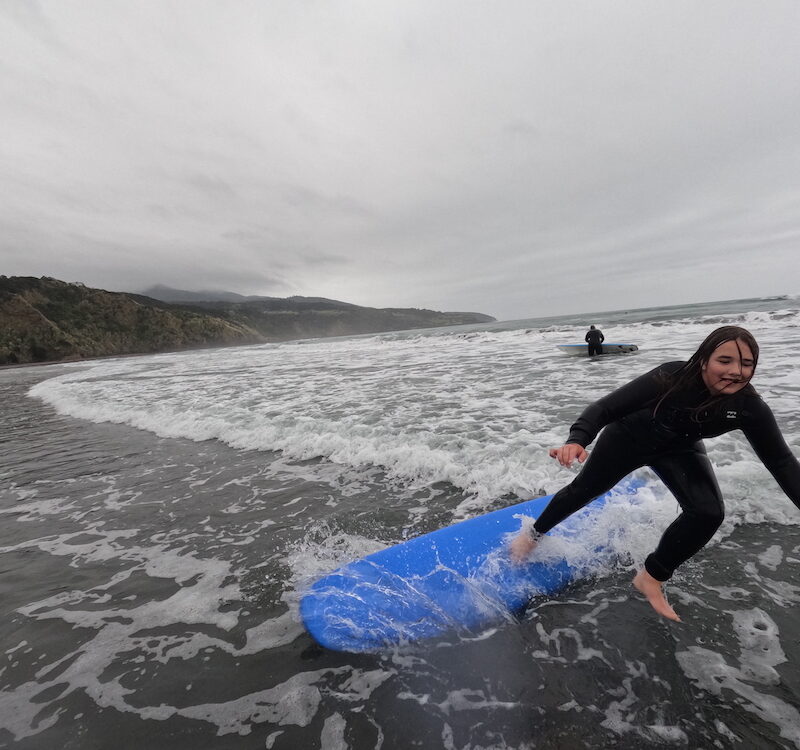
[0,276,495,365]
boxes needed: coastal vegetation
[0,276,494,365]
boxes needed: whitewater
[2,296,800,749]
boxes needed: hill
[0,277,495,365]
[0,276,262,365]
[139,285,272,304]
[142,285,495,342]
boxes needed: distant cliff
[0,276,263,365]
[0,277,495,365]
[161,296,495,343]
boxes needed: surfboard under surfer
[510,325,800,621]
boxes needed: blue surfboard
[300,480,644,652]
[556,343,639,356]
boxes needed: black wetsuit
[585,329,604,356]
[532,361,800,581]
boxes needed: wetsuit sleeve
[566,362,682,447]
[741,399,800,509]
[599,332,605,342]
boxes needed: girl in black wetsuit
[510,326,800,621]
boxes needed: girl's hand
[548,443,588,468]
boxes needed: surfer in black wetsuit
[585,325,604,356]
[510,326,800,622]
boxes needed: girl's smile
[701,339,755,395]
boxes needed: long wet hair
[654,325,760,419]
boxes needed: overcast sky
[2,1,799,320]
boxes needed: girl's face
[701,339,755,395]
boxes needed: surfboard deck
[300,480,642,652]
[557,343,639,356]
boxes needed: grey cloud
[1,1,799,321]
[185,174,239,201]
[220,226,348,268]
[1,0,57,45]
[280,184,373,219]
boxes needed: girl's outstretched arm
[742,399,800,509]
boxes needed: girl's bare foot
[509,532,538,564]
[633,570,681,622]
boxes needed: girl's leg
[646,442,724,581]
[533,423,646,534]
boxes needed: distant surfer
[510,326,800,622]
[585,325,604,356]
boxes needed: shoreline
[0,340,261,372]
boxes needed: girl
[510,326,800,621]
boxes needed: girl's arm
[742,399,800,509]
[566,362,683,447]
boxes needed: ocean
[1,296,800,749]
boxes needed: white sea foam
[28,313,800,532]
[758,545,784,571]
[678,607,800,747]
[21,312,800,646]
[6,301,800,748]
[0,515,334,739]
